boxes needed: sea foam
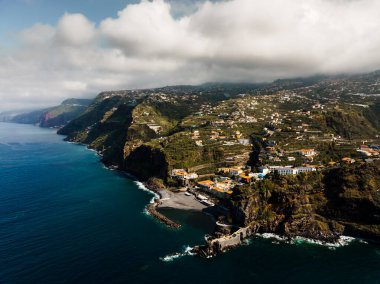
[135,181,159,204]
[160,246,196,262]
[256,233,360,248]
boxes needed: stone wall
[209,226,251,252]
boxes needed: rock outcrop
[230,163,380,242]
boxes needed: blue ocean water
[0,122,379,284]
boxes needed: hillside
[230,162,380,242]
[57,72,380,244]
[11,98,92,128]
[58,73,380,177]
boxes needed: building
[296,167,316,173]
[275,167,297,175]
[172,169,198,180]
[239,173,251,183]
[341,157,355,164]
[299,149,316,157]
[275,166,316,175]
[171,169,187,178]
[238,139,250,146]
[257,166,270,175]
[229,167,243,176]
[185,173,199,180]
[197,180,215,190]
[147,124,162,133]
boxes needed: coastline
[62,136,374,258]
[141,180,208,228]
[65,138,209,229]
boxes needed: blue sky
[0,0,138,43]
[1,0,380,112]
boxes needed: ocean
[0,122,379,284]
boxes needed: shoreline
[65,138,209,229]
[141,180,209,228]
[64,138,371,257]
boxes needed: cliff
[11,98,92,128]
[231,162,380,242]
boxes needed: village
[164,86,380,204]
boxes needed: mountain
[11,98,93,128]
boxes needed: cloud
[1,0,380,111]
[54,13,97,46]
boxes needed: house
[265,146,276,153]
[185,172,199,180]
[172,169,188,178]
[239,173,251,183]
[218,168,230,174]
[238,139,251,146]
[197,180,215,190]
[191,130,200,139]
[235,131,242,139]
[357,147,379,157]
[147,124,162,133]
[341,157,355,164]
[210,186,233,199]
[299,149,316,157]
[172,169,198,180]
[229,167,243,176]
[195,140,203,147]
[257,166,270,175]
[296,167,316,173]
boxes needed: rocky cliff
[11,98,92,128]
[231,162,380,242]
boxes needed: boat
[201,200,215,207]
[197,194,208,200]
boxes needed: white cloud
[1,0,380,111]
[55,13,97,46]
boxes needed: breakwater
[147,201,181,229]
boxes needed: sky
[1,0,380,111]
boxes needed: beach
[157,191,207,211]
[145,188,209,228]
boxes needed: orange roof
[230,166,242,171]
[211,186,233,195]
[198,180,215,186]
[239,173,250,179]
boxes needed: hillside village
[55,72,380,253]
[165,86,380,203]
[59,73,380,206]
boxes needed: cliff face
[11,99,92,127]
[57,88,237,176]
[124,145,169,180]
[231,163,380,242]
[58,93,143,166]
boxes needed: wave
[160,246,196,262]
[135,181,159,204]
[256,233,361,248]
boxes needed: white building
[275,166,316,175]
